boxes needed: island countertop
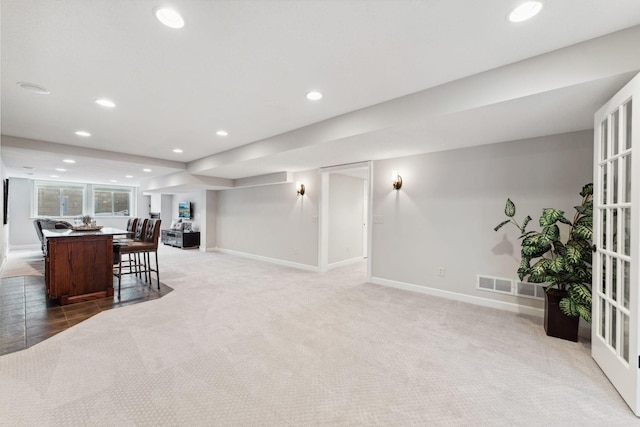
[42,227,131,238]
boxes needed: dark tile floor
[0,275,173,356]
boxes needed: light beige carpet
[0,249,44,278]
[0,245,636,425]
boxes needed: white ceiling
[2,0,640,190]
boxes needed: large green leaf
[573,224,593,240]
[540,209,570,226]
[560,262,575,275]
[518,230,536,240]
[561,297,592,323]
[529,258,551,278]
[553,241,566,256]
[522,241,551,258]
[541,224,560,242]
[559,298,579,317]
[576,304,592,323]
[581,183,594,197]
[528,271,548,283]
[517,258,530,281]
[575,204,593,216]
[494,219,510,232]
[549,256,565,273]
[565,244,582,265]
[568,238,592,254]
[569,283,592,305]
[505,198,516,217]
[576,215,593,226]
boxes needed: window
[36,182,85,217]
[34,181,135,217]
[93,187,132,216]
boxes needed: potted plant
[494,184,593,342]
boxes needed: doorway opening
[318,162,372,281]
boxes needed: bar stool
[113,219,162,299]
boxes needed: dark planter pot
[544,289,579,342]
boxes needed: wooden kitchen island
[43,228,129,305]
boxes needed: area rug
[0,249,45,278]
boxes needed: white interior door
[593,72,640,415]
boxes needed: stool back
[143,219,162,249]
[126,217,138,233]
[134,218,148,241]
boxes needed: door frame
[318,161,372,281]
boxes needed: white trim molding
[328,256,365,271]
[217,248,319,272]
[371,276,544,317]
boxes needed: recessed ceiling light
[143,168,152,172]
[63,159,76,164]
[306,91,323,101]
[55,168,67,172]
[17,82,50,95]
[216,130,228,137]
[125,175,133,178]
[50,175,59,178]
[509,1,543,22]
[23,166,35,170]
[25,172,34,176]
[75,130,91,137]
[155,8,185,29]
[110,180,118,183]
[95,98,116,108]
[173,148,183,153]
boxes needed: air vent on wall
[477,275,513,295]
[515,281,545,300]
[477,275,545,300]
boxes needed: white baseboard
[328,256,365,270]
[217,248,319,272]
[371,276,544,317]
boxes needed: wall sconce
[391,170,402,190]
[296,182,306,196]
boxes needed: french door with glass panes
[593,72,639,415]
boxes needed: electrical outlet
[438,267,445,277]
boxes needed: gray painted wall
[8,178,35,247]
[171,190,204,231]
[203,190,217,250]
[216,170,319,267]
[166,189,215,250]
[371,130,593,309]
[328,173,364,264]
